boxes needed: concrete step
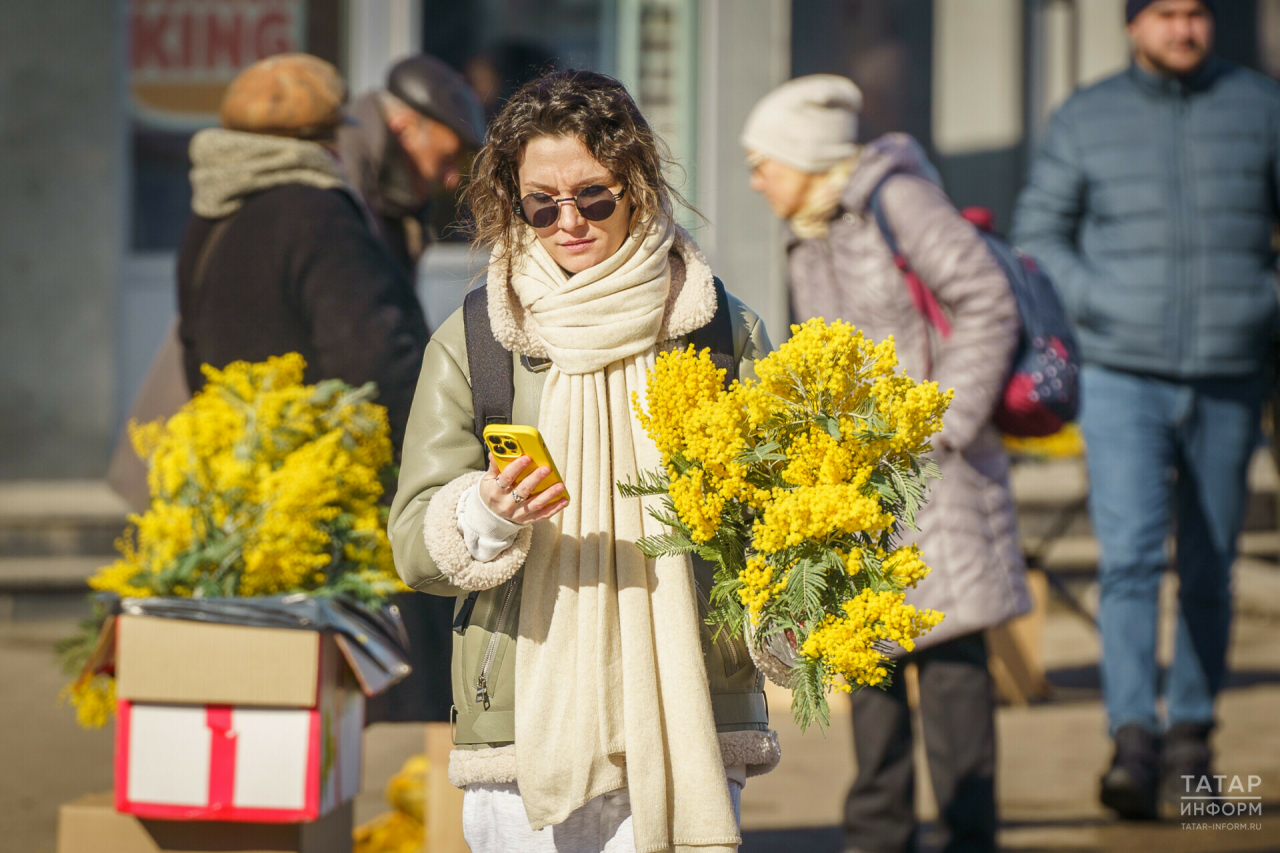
[1008,458,1089,507]
[1010,449,1280,548]
[1026,533,1098,573]
[1022,529,1280,577]
[0,557,102,594]
[0,449,1272,594]
[0,481,128,558]
[0,480,132,520]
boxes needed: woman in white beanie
[743,75,1029,853]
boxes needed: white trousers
[462,780,744,853]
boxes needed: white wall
[0,0,127,478]
[1022,0,1129,151]
[1077,0,1131,87]
[347,0,424,98]
[696,0,791,343]
[932,0,1023,156]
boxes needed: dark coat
[337,93,433,275]
[177,184,429,450]
[1013,59,1280,378]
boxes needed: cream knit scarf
[487,216,740,853]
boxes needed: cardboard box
[424,722,468,853]
[57,792,352,853]
[109,615,365,822]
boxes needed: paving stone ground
[9,572,1279,853]
[6,460,1280,852]
[738,564,1280,852]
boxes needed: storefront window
[417,0,613,241]
[421,0,702,237]
[128,0,343,250]
[128,1,703,249]
[791,0,933,147]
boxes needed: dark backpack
[868,178,1080,438]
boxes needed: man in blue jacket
[1014,0,1280,821]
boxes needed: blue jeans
[1080,364,1263,735]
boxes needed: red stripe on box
[114,699,320,823]
[121,801,316,822]
[206,705,236,812]
[114,699,132,813]
[305,707,321,814]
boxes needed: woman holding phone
[387,70,779,852]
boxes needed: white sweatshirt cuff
[423,472,530,591]
[457,481,527,562]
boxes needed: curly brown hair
[463,69,689,267]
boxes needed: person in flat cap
[744,74,1029,853]
[178,52,428,464]
[331,56,485,726]
[1014,0,1280,820]
[338,54,486,277]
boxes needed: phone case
[482,424,569,499]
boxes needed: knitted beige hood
[188,127,348,218]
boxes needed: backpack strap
[465,278,735,436]
[463,285,515,462]
[687,276,737,390]
[867,175,953,340]
[461,275,733,464]
[456,285,514,632]
[454,277,733,628]
[191,216,235,299]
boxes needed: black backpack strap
[467,279,731,428]
[687,277,736,389]
[866,170,904,260]
[462,286,515,462]
[191,216,235,298]
[456,285,514,630]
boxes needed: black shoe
[1100,724,1160,820]
[1159,721,1214,820]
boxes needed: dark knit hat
[1126,0,1215,23]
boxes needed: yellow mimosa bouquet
[57,353,408,728]
[627,319,951,729]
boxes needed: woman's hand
[479,455,569,524]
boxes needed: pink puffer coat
[787,133,1030,650]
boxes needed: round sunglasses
[518,185,626,229]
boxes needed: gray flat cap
[387,54,485,149]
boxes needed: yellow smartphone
[482,424,569,501]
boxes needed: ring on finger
[512,492,525,503]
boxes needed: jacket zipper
[695,579,739,670]
[475,577,519,709]
[1172,95,1193,370]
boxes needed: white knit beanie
[740,75,862,173]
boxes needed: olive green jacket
[387,288,781,785]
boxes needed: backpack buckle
[521,355,552,373]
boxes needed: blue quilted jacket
[1012,59,1280,378]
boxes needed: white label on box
[127,704,211,806]
[231,708,311,810]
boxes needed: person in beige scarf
[387,70,780,852]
